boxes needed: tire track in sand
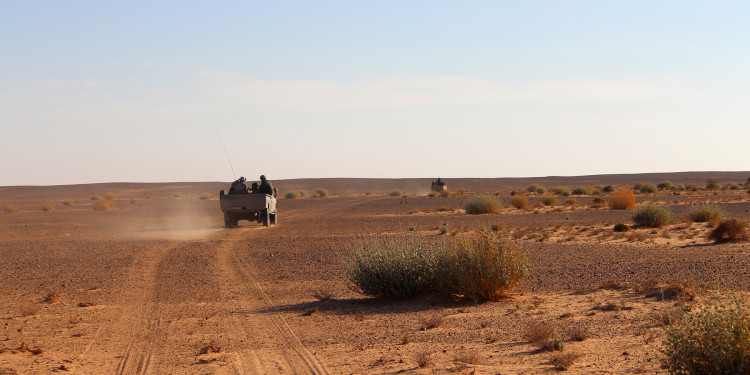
[216,232,330,375]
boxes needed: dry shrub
[3,205,20,214]
[706,178,720,190]
[465,196,501,214]
[285,191,301,199]
[525,321,563,351]
[609,188,635,209]
[302,307,318,316]
[564,198,577,206]
[347,231,529,301]
[613,223,630,232]
[401,335,412,345]
[420,314,445,330]
[550,352,580,370]
[633,203,672,228]
[541,196,557,206]
[61,200,72,206]
[590,197,607,208]
[41,203,55,212]
[567,325,590,341]
[313,188,329,198]
[526,184,546,194]
[688,204,724,223]
[709,218,749,243]
[199,193,212,200]
[44,292,60,303]
[571,186,592,195]
[455,350,487,365]
[427,191,441,197]
[346,237,436,299]
[389,189,403,197]
[509,196,528,209]
[551,186,571,196]
[415,351,432,367]
[663,295,750,374]
[434,231,529,301]
[313,290,335,301]
[93,199,114,211]
[434,205,454,212]
[104,193,116,200]
[456,187,467,196]
[197,342,222,355]
[641,283,696,302]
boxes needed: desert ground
[1,172,749,374]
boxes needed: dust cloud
[128,204,223,241]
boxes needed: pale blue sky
[2,1,748,185]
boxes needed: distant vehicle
[431,177,447,192]
[219,190,277,228]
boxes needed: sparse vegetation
[61,200,72,206]
[455,187,467,196]
[632,203,672,228]
[564,198,577,206]
[285,191,301,199]
[93,194,116,211]
[3,205,20,214]
[509,195,528,209]
[41,203,55,212]
[551,352,580,370]
[526,184,546,194]
[415,351,432,368]
[608,188,636,210]
[709,219,748,243]
[663,294,750,375]
[602,185,615,193]
[199,193,212,200]
[551,186,571,196]
[455,350,487,365]
[104,193,117,200]
[639,183,658,194]
[465,196,501,214]
[688,204,724,223]
[724,182,741,190]
[541,196,557,206]
[571,186,592,195]
[427,191,441,197]
[658,181,673,190]
[706,178,720,191]
[525,321,563,351]
[313,188,329,198]
[613,223,630,232]
[389,189,403,197]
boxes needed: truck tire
[262,209,270,227]
[224,212,237,228]
[270,212,277,225]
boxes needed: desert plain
[1,171,749,374]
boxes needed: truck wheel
[270,212,277,225]
[224,212,235,228]
[262,209,270,227]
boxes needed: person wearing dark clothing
[257,175,275,196]
[229,177,249,195]
[250,182,259,194]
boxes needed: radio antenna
[216,128,236,180]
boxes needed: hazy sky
[2,1,749,185]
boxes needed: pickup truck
[219,190,277,228]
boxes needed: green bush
[639,183,657,194]
[688,204,724,223]
[509,196,528,209]
[658,181,673,190]
[313,188,329,198]
[465,196,501,214]
[602,185,615,193]
[434,231,529,301]
[347,237,437,299]
[725,182,742,191]
[550,186,571,196]
[673,184,686,192]
[389,189,403,197]
[571,186,592,195]
[632,203,672,228]
[526,184,546,194]
[633,182,645,191]
[663,295,750,374]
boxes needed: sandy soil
[1,174,749,374]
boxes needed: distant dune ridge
[1,171,748,199]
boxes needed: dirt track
[1,176,749,373]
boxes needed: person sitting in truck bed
[256,175,275,196]
[229,177,249,195]
[249,182,259,194]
